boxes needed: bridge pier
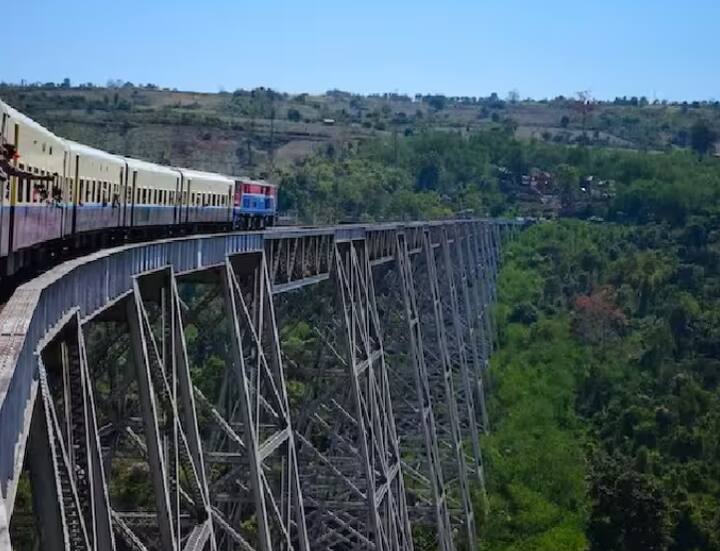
[0,219,518,551]
[27,311,115,551]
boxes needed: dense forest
[279,126,720,225]
[275,128,720,549]
[485,220,720,549]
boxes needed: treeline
[278,127,720,224]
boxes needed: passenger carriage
[1,101,67,270]
[178,169,234,225]
[66,141,124,235]
[125,158,181,228]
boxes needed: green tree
[588,454,672,551]
[690,119,717,156]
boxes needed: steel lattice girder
[4,219,518,551]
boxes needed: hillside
[2,83,719,181]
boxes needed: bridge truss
[0,219,517,550]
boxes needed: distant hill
[2,83,718,178]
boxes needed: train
[0,99,277,278]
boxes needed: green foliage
[479,315,589,551]
[487,218,720,550]
[690,119,718,157]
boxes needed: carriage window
[49,146,53,156]
[142,188,147,203]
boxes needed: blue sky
[5,0,719,101]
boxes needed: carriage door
[129,170,138,227]
[184,180,192,223]
[122,163,129,227]
[1,113,7,254]
[174,175,180,225]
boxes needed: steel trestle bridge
[0,218,517,551]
